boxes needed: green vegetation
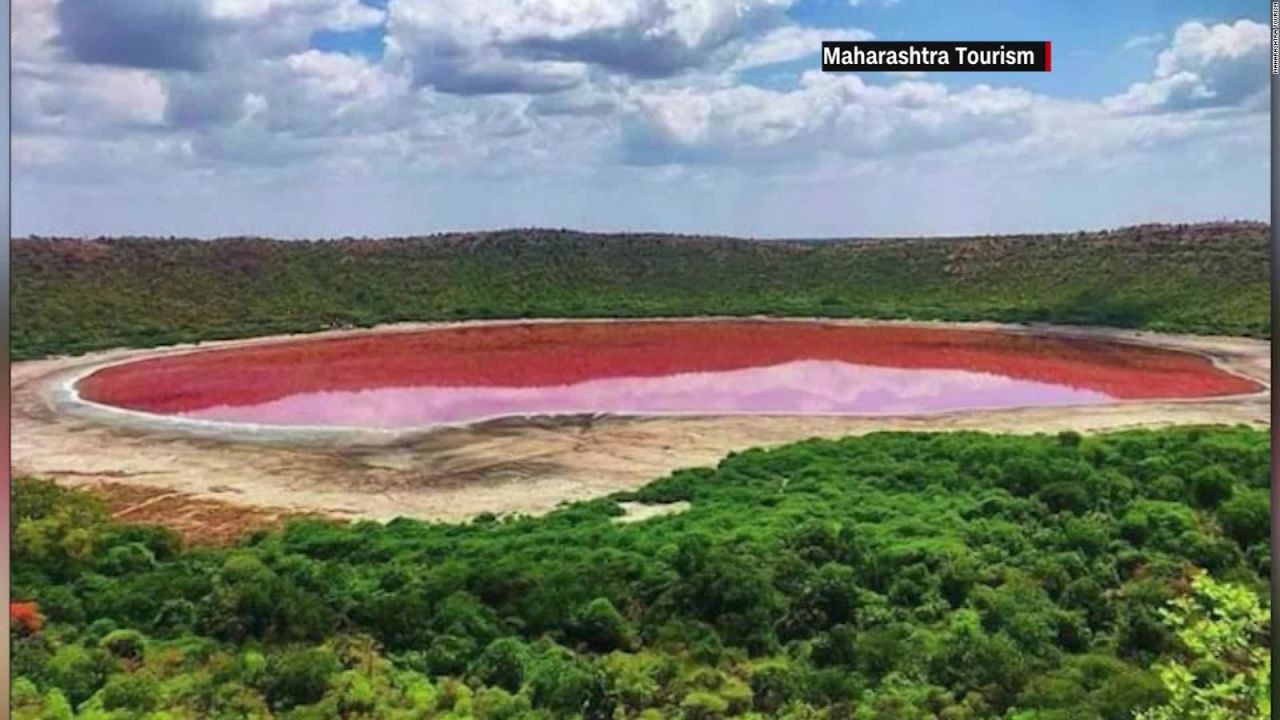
[12,222,1269,360]
[1135,572,1270,720]
[12,427,1271,718]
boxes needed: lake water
[76,321,1257,429]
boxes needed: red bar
[1044,41,1052,71]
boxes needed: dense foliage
[1135,573,1270,720]
[11,427,1271,719]
[12,222,1270,359]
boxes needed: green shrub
[99,673,160,712]
[751,663,805,714]
[681,690,729,720]
[99,629,147,661]
[470,637,531,693]
[571,598,633,652]
[1190,466,1235,509]
[46,646,112,706]
[262,647,339,710]
[7,428,1271,720]
[1218,490,1270,547]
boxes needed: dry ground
[12,318,1270,542]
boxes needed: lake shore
[12,317,1270,540]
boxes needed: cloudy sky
[10,0,1272,238]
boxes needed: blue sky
[309,0,1267,96]
[11,0,1271,238]
[791,0,1262,97]
[310,0,388,58]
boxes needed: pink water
[80,321,1255,430]
[178,359,1112,428]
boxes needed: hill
[11,221,1270,360]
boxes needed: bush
[154,599,199,631]
[1120,501,1194,548]
[1146,475,1187,502]
[96,542,158,576]
[99,629,147,661]
[657,619,725,665]
[473,687,530,720]
[41,689,75,720]
[751,662,805,714]
[85,618,120,644]
[7,427,1271,720]
[1038,483,1091,515]
[426,634,477,676]
[681,690,729,720]
[211,681,272,717]
[262,647,339,710]
[1217,490,1270,548]
[1190,466,1235,509]
[525,646,608,717]
[470,637,531,693]
[332,670,377,716]
[571,598,633,652]
[99,673,160,712]
[11,677,40,708]
[45,646,112,706]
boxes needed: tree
[751,661,805,715]
[1014,654,1164,719]
[99,629,147,661]
[45,646,112,706]
[98,674,160,712]
[96,542,157,576]
[425,634,476,676]
[1135,573,1270,720]
[11,479,105,580]
[929,609,1028,703]
[473,686,531,719]
[525,645,610,718]
[204,553,286,640]
[807,563,860,626]
[681,690,729,720]
[1189,466,1235,509]
[471,637,531,693]
[10,601,44,635]
[262,646,340,710]
[6,428,1274,719]
[571,597,633,652]
[1038,482,1091,515]
[1120,501,1194,549]
[1217,490,1270,548]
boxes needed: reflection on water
[179,360,1113,428]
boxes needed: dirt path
[12,318,1270,532]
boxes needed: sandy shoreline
[12,317,1271,530]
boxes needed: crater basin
[74,321,1260,429]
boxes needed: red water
[76,322,1258,428]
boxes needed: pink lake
[176,359,1113,428]
[79,321,1255,430]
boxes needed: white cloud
[285,50,402,102]
[386,0,796,93]
[1154,20,1266,76]
[8,2,1270,237]
[622,72,1037,164]
[209,0,384,29]
[1122,32,1164,50]
[1105,20,1269,113]
[15,63,168,134]
[731,26,872,71]
[12,0,59,64]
